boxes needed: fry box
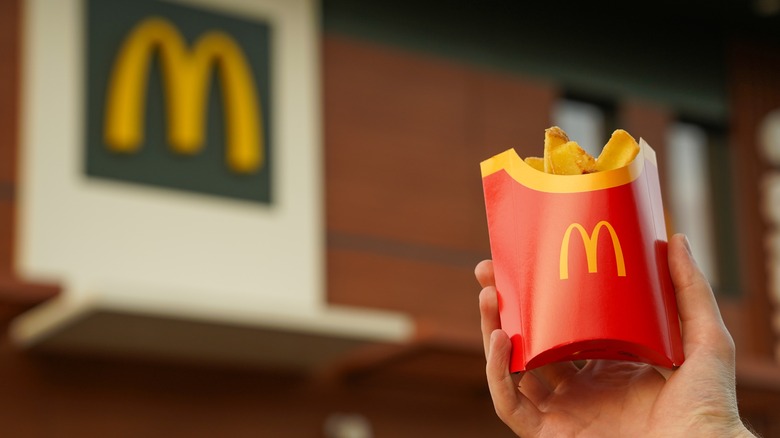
[480,139,684,373]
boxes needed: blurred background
[2,0,780,436]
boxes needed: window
[665,121,739,295]
[666,123,718,285]
[552,98,614,157]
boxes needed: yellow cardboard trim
[480,139,656,193]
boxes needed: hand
[476,234,757,438]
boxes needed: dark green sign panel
[85,0,272,204]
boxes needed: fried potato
[547,141,597,175]
[529,126,639,175]
[524,156,545,172]
[543,126,570,173]
[595,129,640,172]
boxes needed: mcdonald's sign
[559,220,626,279]
[85,0,272,203]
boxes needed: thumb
[668,233,734,361]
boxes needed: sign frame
[18,0,325,320]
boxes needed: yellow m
[559,221,626,280]
[104,17,263,174]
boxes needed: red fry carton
[480,139,684,373]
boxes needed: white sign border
[18,0,324,314]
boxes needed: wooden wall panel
[324,35,487,253]
[472,69,556,164]
[0,0,20,274]
[323,35,557,335]
[328,247,480,328]
[729,40,780,359]
[0,333,514,437]
[0,201,13,276]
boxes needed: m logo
[559,221,626,280]
[85,0,272,203]
[105,17,263,174]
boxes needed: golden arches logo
[104,17,263,174]
[559,221,626,280]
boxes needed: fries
[523,156,545,172]
[525,126,640,175]
[595,129,641,172]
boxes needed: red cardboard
[480,139,684,373]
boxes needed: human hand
[476,234,757,438]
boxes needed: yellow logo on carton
[560,221,626,279]
[103,17,263,174]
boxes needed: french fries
[525,126,640,175]
[523,156,545,172]
[595,129,641,172]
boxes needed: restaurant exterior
[1,0,779,436]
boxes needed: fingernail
[682,235,692,255]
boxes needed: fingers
[475,259,495,288]
[477,259,578,391]
[477,260,499,359]
[479,286,501,359]
[481,279,545,433]
[486,329,543,436]
[668,234,734,361]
